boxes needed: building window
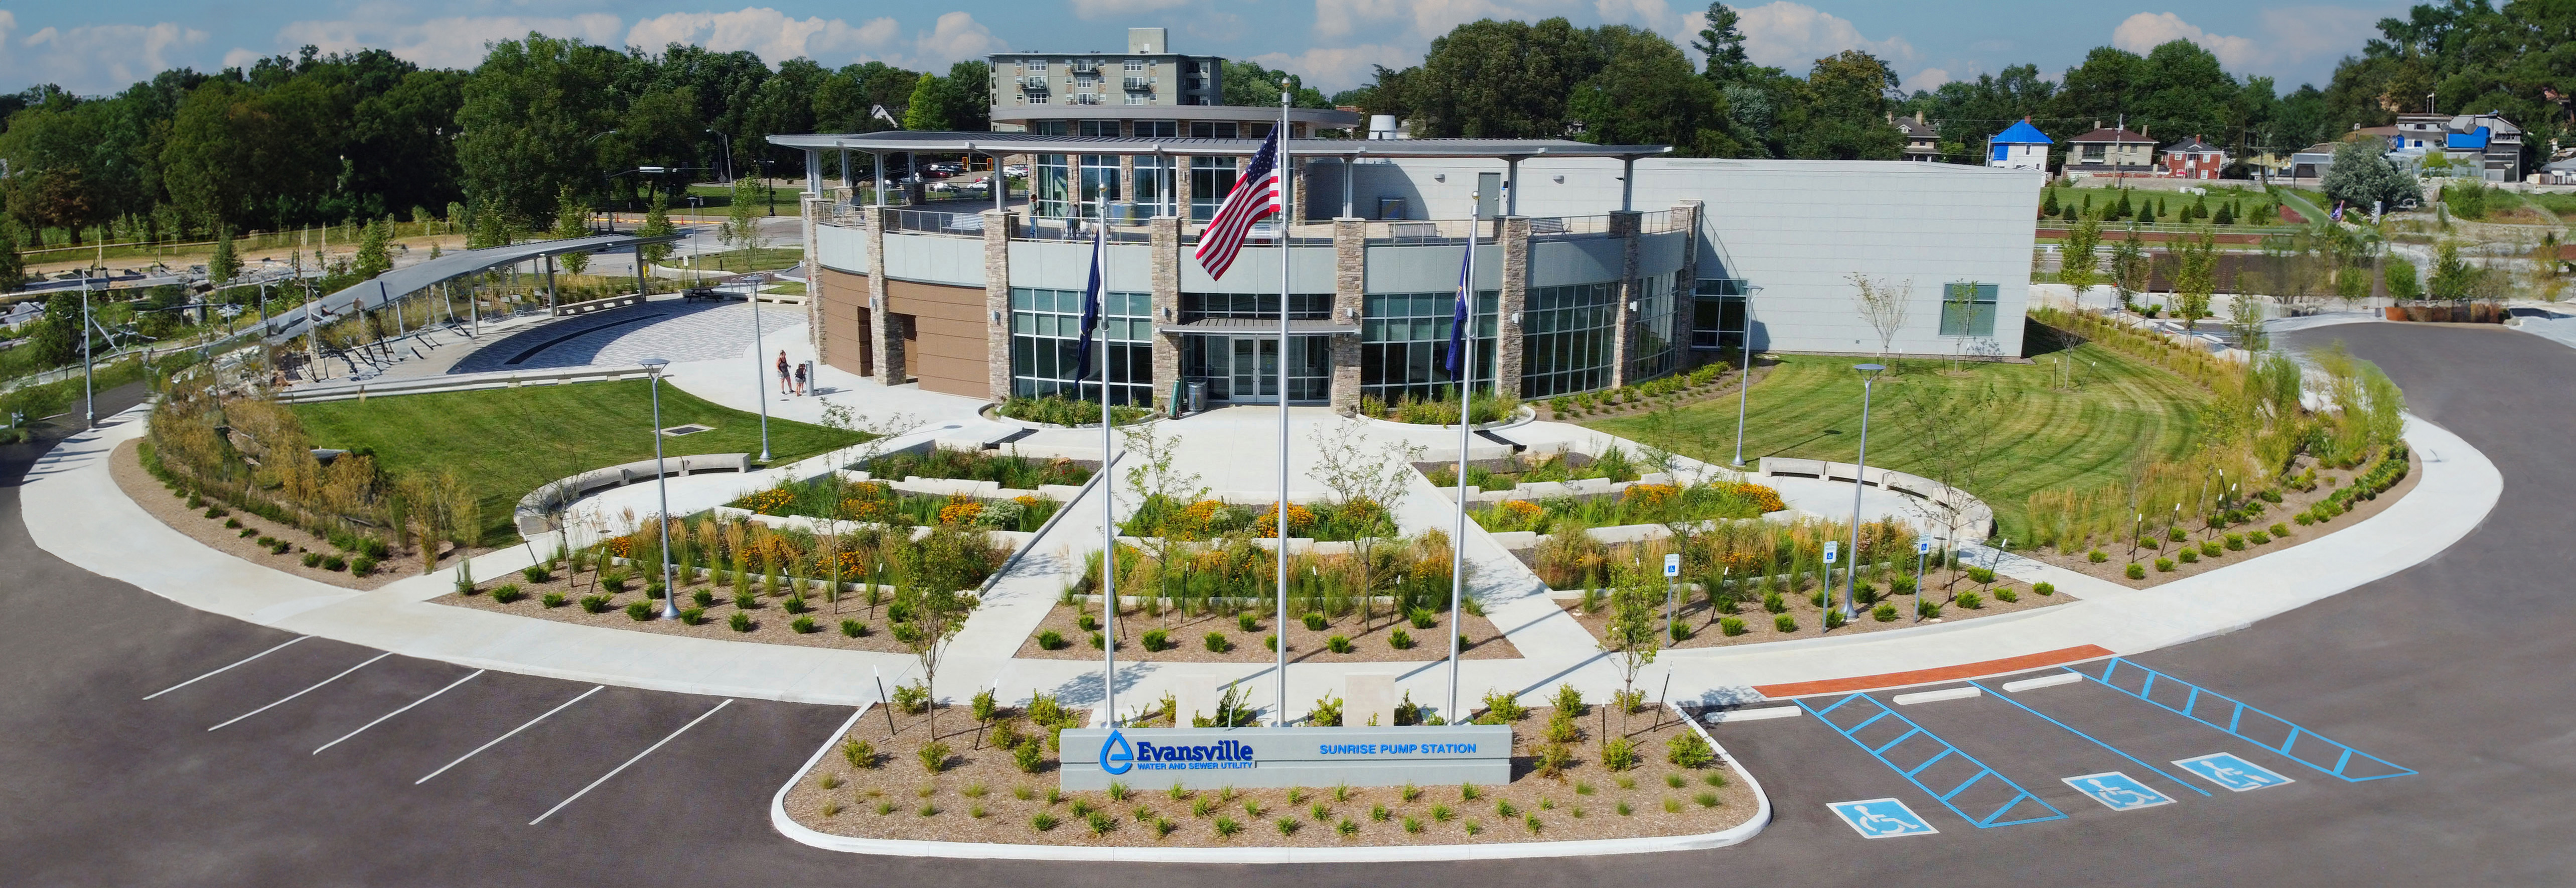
[1028,59,1048,73]
[1135,120,1178,138]
[1190,156,1237,221]
[1075,73,1099,89]
[1078,119,1119,137]
[1124,94,1146,105]
[1123,59,1145,73]
[1180,292,1331,322]
[1132,155,1176,217]
[1625,273,1679,383]
[1077,154,1121,213]
[1939,283,2000,337]
[1188,121,1238,139]
[1012,288,1153,405]
[1033,154,1073,218]
[1361,290,1498,403]
[1520,282,1618,397]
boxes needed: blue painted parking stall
[2172,753,2297,792]
[2060,772,2176,811]
[2069,658,2416,783]
[1796,693,2067,829]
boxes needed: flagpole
[1273,80,1293,728]
[1448,193,1477,727]
[1095,198,1118,727]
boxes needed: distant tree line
[0,40,988,250]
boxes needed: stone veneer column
[1492,216,1531,399]
[1606,210,1643,388]
[867,205,905,385]
[1671,201,1704,365]
[983,208,1014,401]
[1173,155,1194,221]
[1329,217,1365,411]
[1149,215,1182,411]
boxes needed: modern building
[1893,111,1940,162]
[2391,112,2525,182]
[1987,119,2051,171]
[2062,123,2156,179]
[2162,136,2226,179]
[774,130,2041,410]
[987,28,1221,111]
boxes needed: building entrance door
[1227,336,1280,403]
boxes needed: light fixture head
[1853,362,1887,376]
[639,357,670,372]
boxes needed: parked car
[1001,164,1028,178]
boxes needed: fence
[271,364,663,404]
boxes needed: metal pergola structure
[256,232,683,345]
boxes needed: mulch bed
[1550,562,2069,651]
[2025,449,2422,589]
[110,439,470,591]
[1009,601,1519,664]
[782,703,1755,847]
[437,561,923,653]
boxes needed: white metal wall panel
[1008,241,1155,291]
[882,233,986,287]
[816,223,869,275]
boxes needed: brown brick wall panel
[884,277,993,398]
[819,268,873,376]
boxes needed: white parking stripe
[2002,673,2085,693]
[313,670,486,755]
[144,636,311,700]
[529,699,733,826]
[206,652,391,731]
[415,685,604,785]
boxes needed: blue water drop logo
[1099,729,1134,775]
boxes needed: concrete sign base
[1059,725,1512,791]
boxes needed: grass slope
[291,379,869,544]
[1586,345,2209,540]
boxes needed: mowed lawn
[292,379,870,544]
[1587,345,2210,540]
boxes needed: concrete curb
[767,702,1770,862]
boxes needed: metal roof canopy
[1157,317,1360,335]
[768,130,1670,161]
[258,232,683,344]
[990,105,1362,126]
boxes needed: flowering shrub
[739,488,796,516]
[1623,483,1679,508]
[1252,502,1316,538]
[936,498,984,526]
[1727,482,1786,514]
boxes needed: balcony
[1122,77,1152,92]
[1069,61,1100,74]
[1071,93,1102,105]
[1020,76,1048,91]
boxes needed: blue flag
[1074,215,1106,384]
[1444,244,1471,378]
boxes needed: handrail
[273,364,659,404]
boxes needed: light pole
[1841,363,1886,621]
[1731,292,1755,466]
[751,278,772,462]
[641,357,679,619]
[705,129,735,183]
[80,277,93,427]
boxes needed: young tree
[2322,140,2421,211]
[2381,256,2422,302]
[2058,212,2102,299]
[0,227,25,294]
[1849,272,1912,354]
[722,175,767,262]
[2108,231,2150,311]
[208,225,242,290]
[549,186,592,275]
[895,527,984,740]
[636,192,675,295]
[1600,559,1663,732]
[2172,228,2219,328]
[1305,420,1423,627]
[2428,241,2477,301]
[2225,291,2269,352]
[353,217,393,280]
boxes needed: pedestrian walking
[793,361,808,397]
[775,350,790,395]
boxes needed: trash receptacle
[1185,381,1207,415]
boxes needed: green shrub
[919,740,952,773]
[1037,629,1066,649]
[691,589,717,607]
[1872,603,1898,621]
[1077,613,1099,632]
[1302,612,1328,631]
[541,592,568,608]
[893,682,932,714]
[1014,741,1045,774]
[2224,533,2245,551]
[1761,592,1786,613]
[1995,588,2020,603]
[1204,631,1231,652]
[1668,621,1691,642]
[1667,732,1714,768]
[792,615,818,633]
[2248,530,2270,545]
[2087,549,2107,563]
[1773,614,1798,632]
[1327,635,1353,654]
[1956,591,1984,609]
[301,552,324,568]
[1409,608,1437,629]
[678,607,706,625]
[1823,608,1847,628]
[2125,563,2147,580]
[523,564,552,583]
[1965,566,1996,584]
[2270,522,2291,537]
[1140,628,1170,652]
[1390,628,1414,649]
[2032,582,2055,596]
[733,591,759,610]
[843,739,878,768]
[1601,737,1640,771]
[323,555,348,572]
[625,601,654,621]
[842,619,869,637]
[1917,600,1943,619]
[491,584,525,603]
[728,611,754,631]
[2201,542,2222,557]
[350,556,377,577]
[1480,689,1527,722]
[600,570,629,592]
[2178,549,2199,564]
[1238,612,1259,632]
[1719,616,1747,636]
[2167,526,2188,542]
[2154,558,2175,572]
[782,596,810,614]
[1089,630,1106,649]
[1031,812,1059,832]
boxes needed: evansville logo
[1099,729,1136,775]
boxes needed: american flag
[1192,127,1282,279]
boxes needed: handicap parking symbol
[2060,772,2175,811]
[2172,753,2296,792]
[1826,798,1939,838]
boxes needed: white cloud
[275,14,623,70]
[2257,6,2378,79]
[2111,12,2258,70]
[1069,0,1199,20]
[1735,1,1916,71]
[624,8,897,63]
[911,12,1004,67]
[221,47,261,70]
[1316,0,1529,42]
[12,19,208,92]
[1250,43,1417,92]
[1910,67,1951,90]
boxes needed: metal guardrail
[272,364,661,404]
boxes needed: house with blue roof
[1988,118,2050,171]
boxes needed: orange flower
[1500,500,1544,522]
[1729,482,1787,513]
[1624,483,1679,506]
[937,499,984,526]
[1252,502,1315,537]
[739,488,797,516]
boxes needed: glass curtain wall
[1691,278,1748,349]
[1520,281,1619,397]
[1033,154,1073,218]
[1190,157,1237,221]
[1134,121,1178,217]
[1011,287,1153,405]
[1360,290,1498,403]
[1623,273,1679,383]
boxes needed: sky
[0,1,2402,97]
